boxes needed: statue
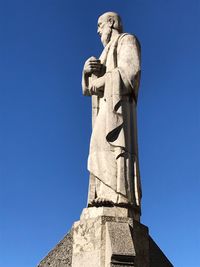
[39,12,173,267]
[82,12,142,220]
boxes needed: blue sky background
[0,1,199,266]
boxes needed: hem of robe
[89,173,133,206]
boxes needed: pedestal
[38,207,173,267]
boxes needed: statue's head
[97,12,123,46]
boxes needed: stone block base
[38,207,173,267]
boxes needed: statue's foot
[90,197,114,207]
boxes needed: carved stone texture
[38,208,173,267]
[82,12,142,219]
[81,206,129,220]
[71,207,148,267]
[38,230,73,267]
[105,222,135,266]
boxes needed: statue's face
[97,15,112,47]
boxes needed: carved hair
[101,12,123,33]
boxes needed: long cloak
[82,33,142,213]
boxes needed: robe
[82,33,142,217]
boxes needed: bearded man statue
[82,12,142,221]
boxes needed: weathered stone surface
[72,214,132,267]
[38,230,73,267]
[106,222,135,256]
[72,216,103,267]
[82,12,142,218]
[81,206,129,220]
[131,221,150,267]
[38,11,173,267]
[72,208,152,267]
[38,212,173,267]
[105,222,135,266]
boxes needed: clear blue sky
[0,1,199,266]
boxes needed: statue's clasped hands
[83,56,106,95]
[83,56,105,76]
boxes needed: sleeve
[82,72,91,96]
[117,34,141,99]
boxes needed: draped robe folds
[82,33,142,214]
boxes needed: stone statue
[39,13,173,267]
[82,12,142,220]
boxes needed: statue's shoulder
[118,33,136,41]
[118,33,141,50]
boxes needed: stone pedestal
[72,207,149,267]
[38,207,173,267]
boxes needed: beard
[100,27,112,47]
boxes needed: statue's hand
[83,56,105,76]
[89,76,105,96]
